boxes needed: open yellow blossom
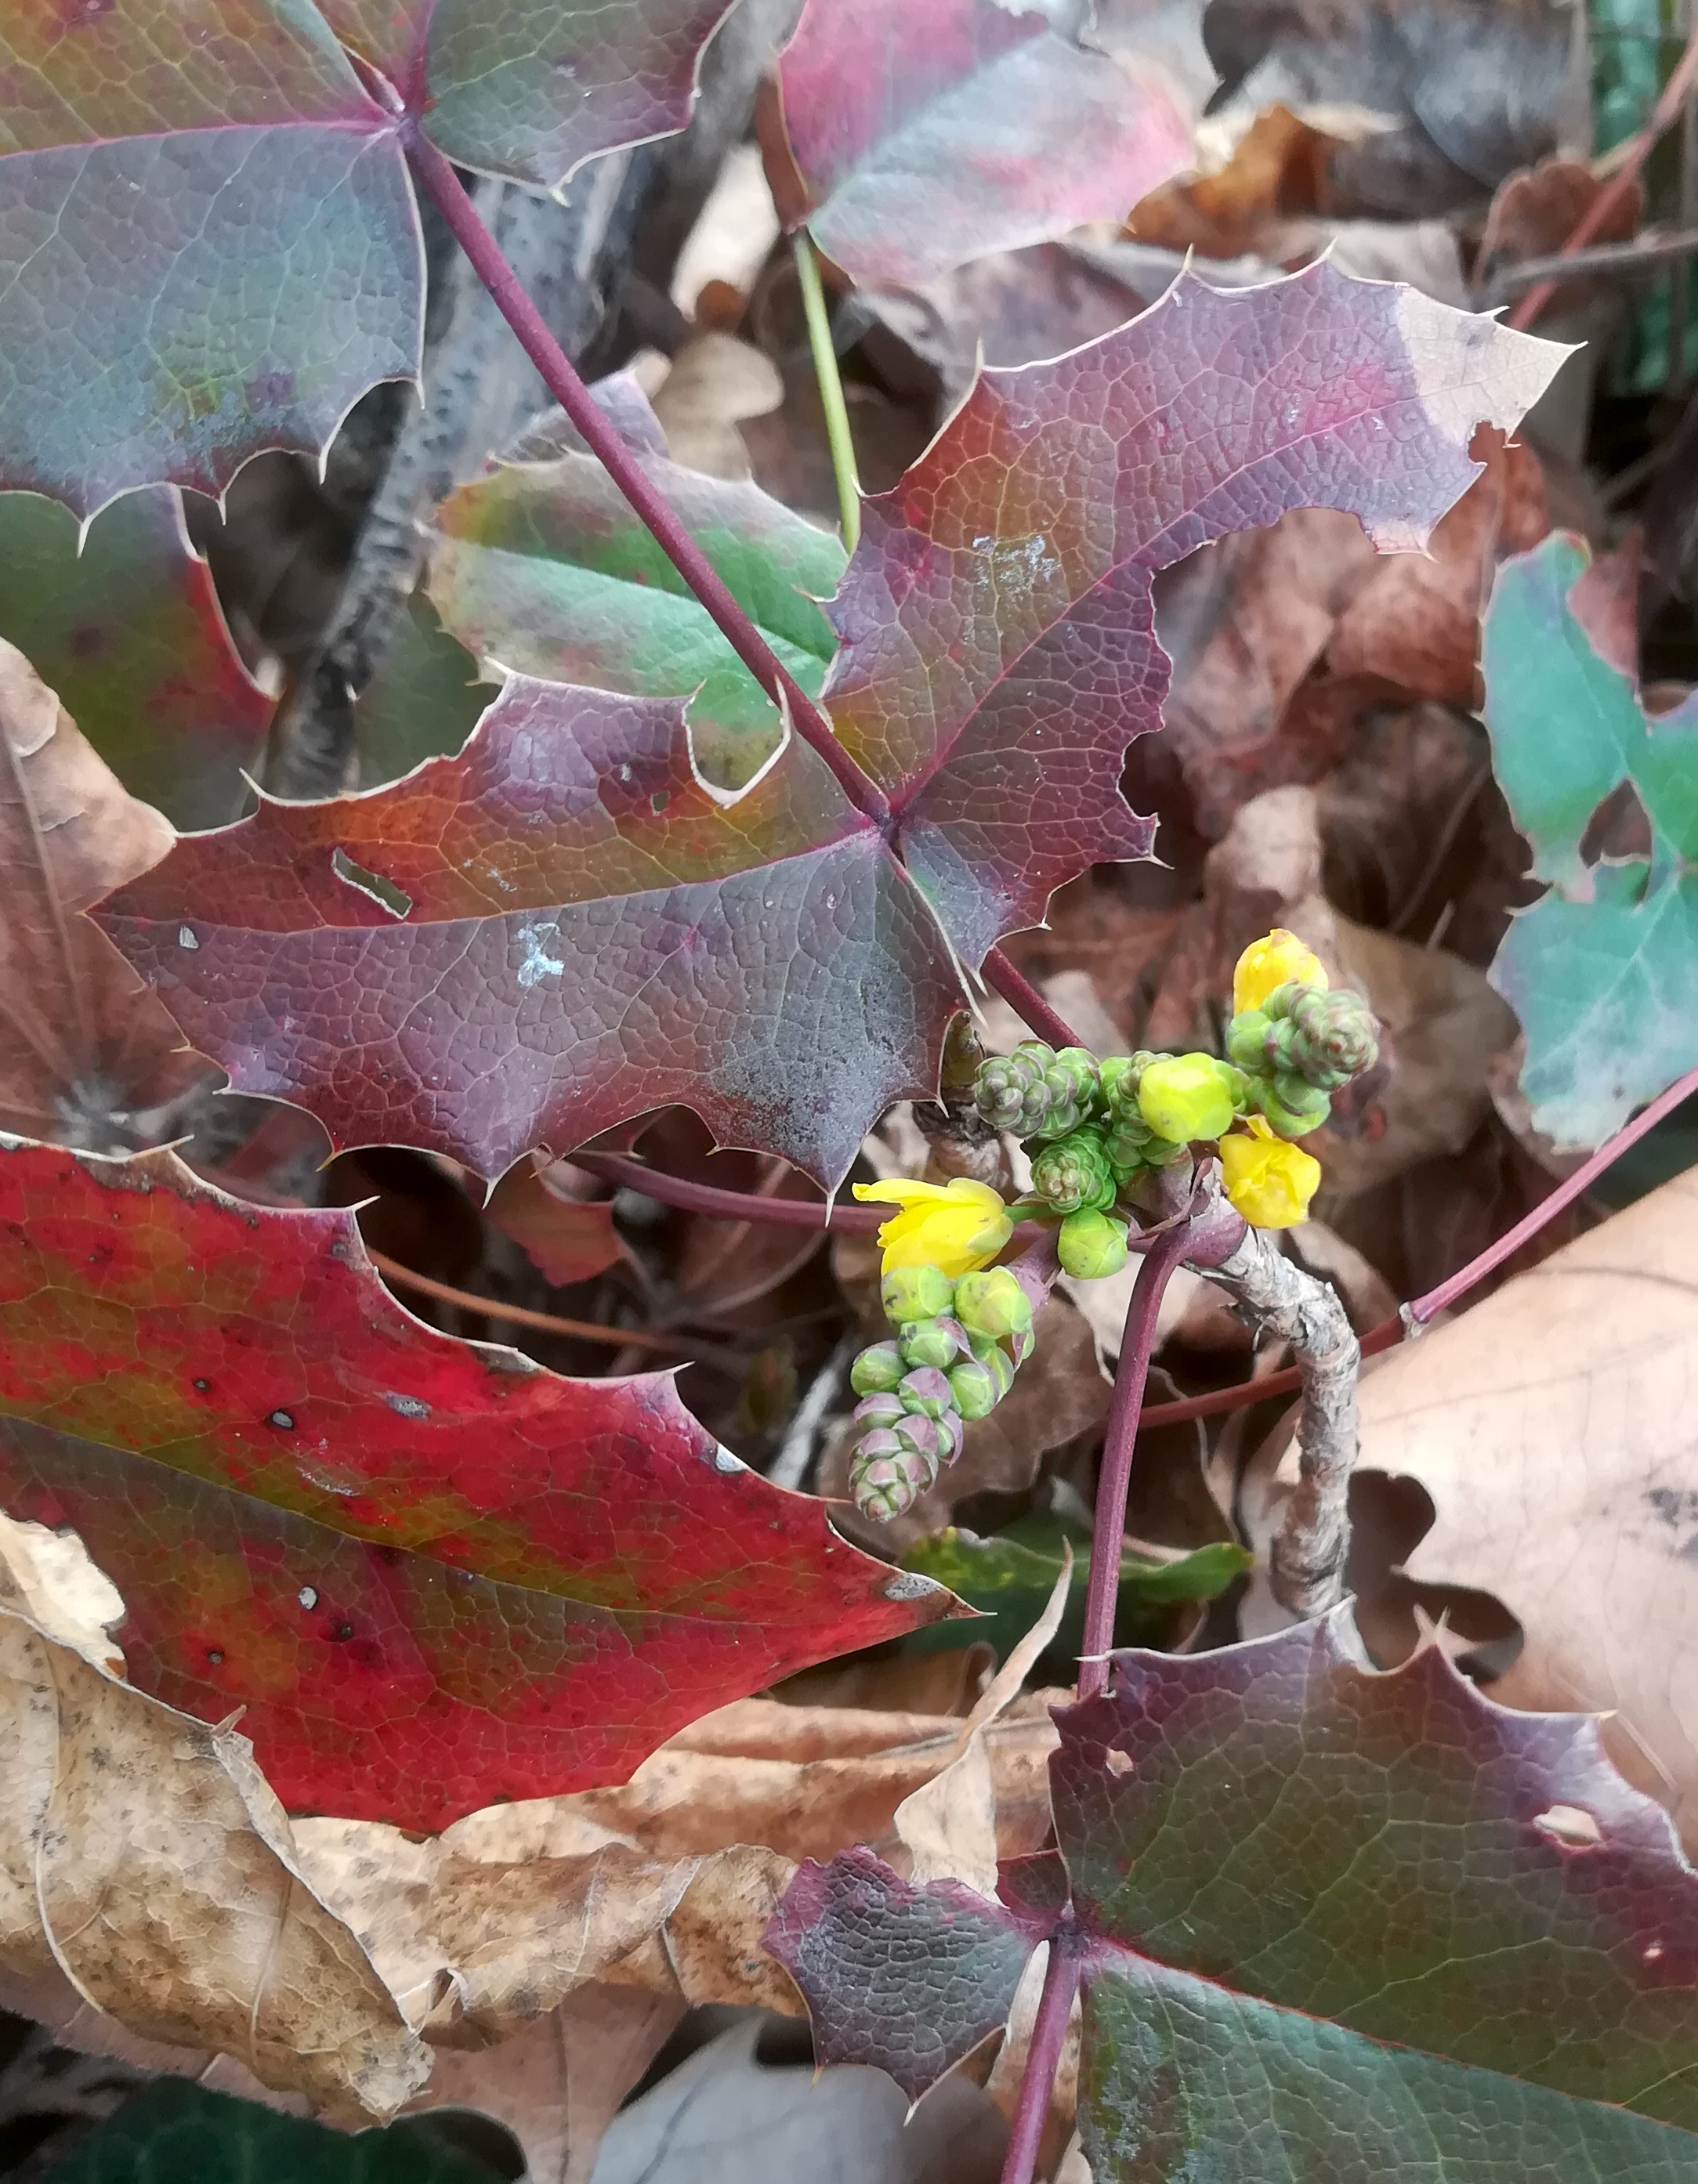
[1233,928,1328,1016]
[853,1176,1012,1278]
[1219,1117,1321,1230]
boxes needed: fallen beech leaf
[0,1583,425,2122]
[103,266,1560,1185]
[0,641,205,1148]
[0,1134,953,1827]
[771,1614,1698,2168]
[1352,1167,1698,1848]
[1484,533,1698,1147]
[770,0,1195,287]
[0,488,270,830]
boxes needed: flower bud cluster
[847,1264,1033,1519]
[964,932,1381,1247]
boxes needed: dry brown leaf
[1344,1170,1698,1846]
[650,332,784,480]
[0,638,204,1144]
[1127,102,1344,257]
[0,1531,425,2123]
[895,1555,1071,1896]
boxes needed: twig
[404,127,890,824]
[996,1919,1084,2184]
[575,1150,880,1230]
[981,950,1085,1050]
[792,231,861,551]
[767,1333,856,1490]
[1480,225,1698,304]
[1509,20,1698,329]
[365,1246,732,1364]
[1077,1218,1197,1696]
[1200,1215,1360,1618]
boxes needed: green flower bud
[954,1267,1034,1341]
[1253,1073,1332,1139]
[1137,1053,1242,1144]
[947,1356,1002,1419]
[899,1365,958,1420]
[850,1434,937,1520]
[850,1340,906,1396]
[899,1318,961,1371]
[1282,987,1379,1090]
[1030,1125,1118,1215]
[880,1264,954,1325]
[853,1390,906,1430]
[893,1409,949,1463]
[1057,1206,1130,1279]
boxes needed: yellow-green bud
[947,1357,1002,1419]
[953,1267,1034,1340]
[881,1264,954,1325]
[1057,1206,1130,1279]
[1137,1053,1241,1144]
[899,1318,964,1370]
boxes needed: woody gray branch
[1191,1185,1360,1618]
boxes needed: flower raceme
[852,1176,1012,1278]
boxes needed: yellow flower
[1137,1053,1238,1144]
[1220,1118,1321,1230]
[853,1177,1013,1278]
[1233,928,1328,1016]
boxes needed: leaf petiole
[791,230,861,552]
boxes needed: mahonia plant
[842,932,1379,1517]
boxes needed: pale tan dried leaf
[1348,1170,1698,1846]
[896,1557,1071,1894]
[0,1603,426,2121]
[407,1986,685,2184]
[651,333,784,480]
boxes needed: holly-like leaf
[100,266,1562,1185]
[0,488,269,829]
[97,678,963,1186]
[0,641,205,1148]
[769,1614,1698,2177]
[0,1,733,514]
[429,392,845,790]
[0,1134,953,1827]
[322,0,735,190]
[1483,531,1698,1146]
[770,0,1196,287]
[0,1,422,515]
[824,258,1563,964]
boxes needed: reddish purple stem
[404,129,890,825]
[574,1150,882,1231]
[982,950,1084,1049]
[997,1917,1084,2184]
[1077,1218,1197,1697]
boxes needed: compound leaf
[0,1134,953,1828]
[1483,531,1698,1145]
[769,1614,1698,2179]
[771,0,1195,287]
[103,266,1561,1184]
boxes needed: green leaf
[354,589,498,788]
[44,2078,507,2184]
[1483,532,1698,1145]
[899,1513,1248,1664]
[429,389,845,791]
[0,488,268,830]
[769,1614,1698,2177]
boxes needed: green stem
[792,231,861,552]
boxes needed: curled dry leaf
[1350,1167,1698,1851]
[0,639,205,1149]
[0,1524,425,2124]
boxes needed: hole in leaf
[1105,1747,1134,1777]
[331,846,413,918]
[1578,779,1652,870]
[1532,1804,1602,1850]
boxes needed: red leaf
[0,1136,954,1828]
